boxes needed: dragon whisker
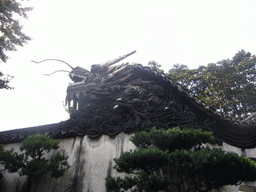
[31,59,74,69]
[44,70,70,76]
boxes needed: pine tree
[106,127,256,192]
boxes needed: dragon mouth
[70,73,86,83]
[68,80,86,87]
[66,73,88,110]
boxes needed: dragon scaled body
[1,51,256,148]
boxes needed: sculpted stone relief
[62,52,199,138]
[1,51,256,148]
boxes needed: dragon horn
[101,50,136,67]
[31,59,74,69]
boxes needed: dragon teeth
[68,80,86,86]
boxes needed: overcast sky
[1,0,256,131]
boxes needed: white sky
[1,0,256,131]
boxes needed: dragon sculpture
[0,51,256,148]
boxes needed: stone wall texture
[0,133,135,192]
[0,133,256,192]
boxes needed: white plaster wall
[219,143,256,192]
[0,133,136,192]
[1,135,256,192]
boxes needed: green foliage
[169,148,256,187]
[107,173,171,192]
[21,158,49,180]
[0,0,32,89]
[0,0,32,62]
[0,72,13,89]
[147,60,164,75]
[0,144,25,173]
[106,127,256,192]
[20,134,59,159]
[0,135,70,181]
[167,50,256,121]
[48,151,70,179]
[114,147,169,173]
[148,60,162,71]
[130,127,214,151]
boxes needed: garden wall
[0,133,255,192]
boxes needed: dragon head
[69,66,89,83]
[32,51,137,114]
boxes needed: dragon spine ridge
[0,51,256,149]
